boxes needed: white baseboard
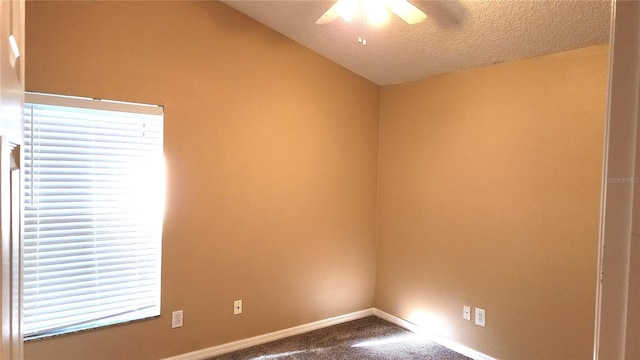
[162,308,375,360]
[163,308,495,360]
[373,308,496,360]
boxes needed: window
[23,93,164,339]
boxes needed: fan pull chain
[358,4,367,46]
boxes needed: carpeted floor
[209,316,472,360]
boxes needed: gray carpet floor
[209,316,472,360]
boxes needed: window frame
[23,92,165,340]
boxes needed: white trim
[162,309,374,360]
[162,308,496,360]
[594,1,640,359]
[372,309,496,360]
[25,92,163,116]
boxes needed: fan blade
[385,0,426,24]
[316,3,340,24]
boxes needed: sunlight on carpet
[351,333,429,348]
[210,316,471,359]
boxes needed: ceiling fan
[316,0,427,26]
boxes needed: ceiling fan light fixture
[335,0,359,22]
[316,0,426,26]
[364,0,389,25]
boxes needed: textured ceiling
[222,0,612,85]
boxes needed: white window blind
[23,93,164,339]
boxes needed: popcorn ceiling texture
[222,0,611,85]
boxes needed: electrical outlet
[172,310,183,328]
[475,307,486,327]
[463,305,471,321]
[234,300,242,315]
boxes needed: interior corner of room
[1,0,639,359]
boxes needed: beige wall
[24,2,379,359]
[376,45,609,359]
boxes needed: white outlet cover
[463,305,471,321]
[234,300,242,315]
[172,310,184,328]
[475,307,486,327]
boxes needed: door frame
[594,1,640,359]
